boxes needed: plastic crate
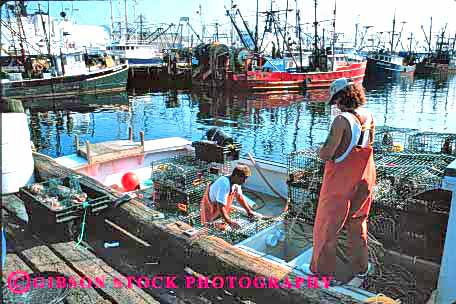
[192,140,241,164]
[18,176,111,232]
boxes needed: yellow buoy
[363,293,401,304]
[391,143,404,152]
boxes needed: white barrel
[1,113,35,194]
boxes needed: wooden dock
[1,194,260,304]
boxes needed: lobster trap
[150,153,227,214]
[192,140,242,164]
[369,152,454,260]
[374,126,456,156]
[181,210,287,244]
[286,149,324,224]
[407,132,456,156]
[373,126,418,155]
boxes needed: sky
[5,0,456,49]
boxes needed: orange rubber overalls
[310,111,376,276]
[200,179,244,228]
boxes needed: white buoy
[1,112,35,194]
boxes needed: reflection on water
[27,74,456,163]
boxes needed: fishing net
[2,272,71,304]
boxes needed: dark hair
[232,164,251,178]
[334,83,367,109]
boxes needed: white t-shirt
[209,176,243,206]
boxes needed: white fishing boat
[51,127,456,304]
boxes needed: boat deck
[77,140,145,164]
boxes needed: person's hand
[247,212,257,222]
[228,221,241,230]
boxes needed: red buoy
[121,172,140,191]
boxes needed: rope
[74,201,89,249]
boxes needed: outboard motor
[206,127,234,146]
[193,128,241,164]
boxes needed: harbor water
[27,74,456,163]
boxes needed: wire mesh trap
[374,125,456,156]
[150,153,230,214]
[370,152,453,260]
[408,131,456,156]
[286,149,324,224]
[374,126,418,154]
[180,211,287,244]
[374,152,454,205]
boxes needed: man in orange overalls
[304,78,376,280]
[200,164,255,230]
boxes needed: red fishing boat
[192,45,366,92]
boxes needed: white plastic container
[1,113,35,194]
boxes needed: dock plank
[51,241,159,304]
[21,245,111,304]
[2,253,33,283]
[2,207,157,304]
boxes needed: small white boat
[53,132,456,303]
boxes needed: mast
[139,14,143,41]
[331,0,336,71]
[429,17,433,56]
[354,16,359,49]
[313,0,319,70]
[408,32,413,54]
[110,0,115,40]
[38,4,51,59]
[297,9,303,71]
[124,0,128,40]
[282,0,289,55]
[15,5,27,67]
[254,0,259,52]
[390,11,396,53]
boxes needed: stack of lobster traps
[369,126,455,261]
[150,153,228,215]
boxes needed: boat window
[75,55,81,62]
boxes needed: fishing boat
[1,63,129,100]
[192,1,366,92]
[367,50,416,75]
[191,43,366,91]
[106,40,163,67]
[39,125,455,304]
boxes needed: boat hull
[1,64,129,100]
[193,61,367,91]
[367,58,416,75]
